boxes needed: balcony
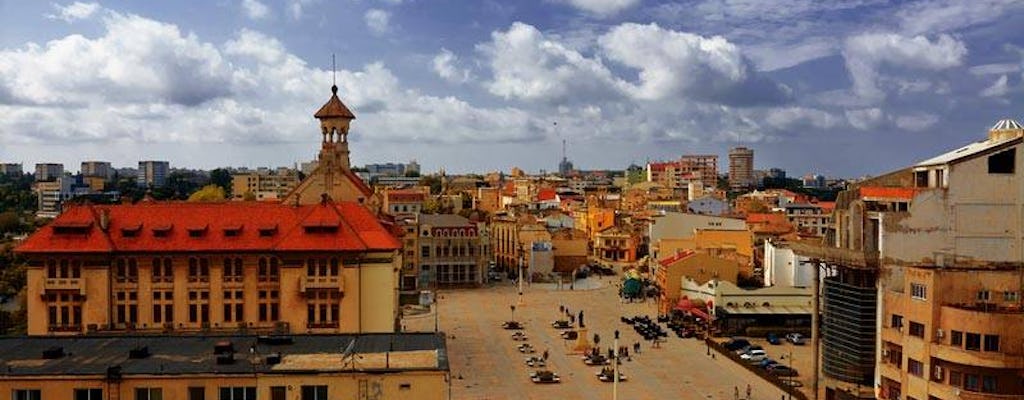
[934,304,1024,368]
[958,392,1024,400]
[42,277,86,296]
[300,275,344,293]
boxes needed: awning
[674,297,712,320]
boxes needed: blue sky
[1,0,1023,178]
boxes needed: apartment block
[34,163,64,182]
[138,160,170,188]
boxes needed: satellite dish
[341,339,356,358]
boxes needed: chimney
[99,209,110,231]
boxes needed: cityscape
[1,1,1024,400]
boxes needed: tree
[404,170,421,178]
[187,185,226,202]
[209,168,233,196]
[0,212,22,234]
[419,175,443,194]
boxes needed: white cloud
[894,113,939,132]
[432,48,471,83]
[478,22,620,102]
[364,9,391,35]
[969,63,1020,76]
[896,0,1024,35]
[745,38,836,71]
[598,23,790,105]
[561,0,640,16]
[980,75,1009,97]
[288,0,319,20]
[241,0,269,20]
[46,2,100,22]
[845,108,883,130]
[762,107,838,130]
[843,32,966,101]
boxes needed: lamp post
[517,248,525,306]
[613,330,620,400]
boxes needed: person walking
[543,349,549,361]
[746,384,751,400]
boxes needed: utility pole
[613,330,620,400]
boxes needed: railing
[300,275,344,293]
[43,278,86,295]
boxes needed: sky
[1,0,1023,178]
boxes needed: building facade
[231,168,301,200]
[137,161,170,188]
[34,163,64,182]
[80,161,113,180]
[0,333,449,400]
[0,163,23,176]
[728,147,754,190]
[415,214,488,288]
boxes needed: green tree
[209,168,233,196]
[419,175,443,194]
[0,212,22,234]
[187,184,226,202]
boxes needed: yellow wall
[0,371,447,400]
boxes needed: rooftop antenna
[340,338,363,370]
[332,54,336,86]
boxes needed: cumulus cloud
[288,0,319,20]
[980,75,1009,97]
[598,23,790,105]
[845,108,884,130]
[364,9,391,35]
[843,32,966,101]
[478,22,620,102]
[896,0,1024,35]
[561,0,640,16]
[241,0,269,20]
[0,11,546,146]
[46,2,100,22]
[894,113,940,132]
[432,48,471,83]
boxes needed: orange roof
[659,249,696,267]
[816,201,836,212]
[314,86,356,119]
[537,188,557,201]
[746,213,787,224]
[16,201,400,254]
[860,186,918,200]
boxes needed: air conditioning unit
[934,365,944,380]
[882,349,890,357]
[936,329,945,339]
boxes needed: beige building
[0,333,449,400]
[415,214,489,288]
[795,119,1024,400]
[80,161,112,180]
[728,147,754,190]
[15,85,403,337]
[231,168,300,200]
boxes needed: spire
[315,85,355,120]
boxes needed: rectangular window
[966,333,982,351]
[421,245,430,258]
[987,149,1015,174]
[891,314,904,329]
[75,389,103,400]
[909,321,925,338]
[965,374,980,391]
[13,390,41,400]
[949,371,962,387]
[907,359,923,377]
[951,330,963,346]
[982,376,997,393]
[1004,291,1019,302]
[188,387,205,400]
[910,283,927,300]
[978,290,991,301]
[135,388,163,400]
[301,386,328,400]
[984,335,999,352]
[218,387,256,400]
[270,387,286,400]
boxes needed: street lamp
[517,249,525,306]
[613,330,620,400]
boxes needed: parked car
[768,365,799,377]
[766,333,781,345]
[740,349,768,362]
[759,359,779,369]
[724,338,751,351]
[786,333,805,345]
[737,345,763,355]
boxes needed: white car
[740,349,768,362]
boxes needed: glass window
[907,359,923,376]
[951,330,963,346]
[910,283,927,300]
[965,374,980,391]
[76,389,104,400]
[270,387,286,400]
[301,386,328,400]
[982,376,997,393]
[135,388,162,400]
[908,321,925,338]
[188,387,205,400]
[219,387,256,400]
[966,333,981,351]
[984,335,999,352]
[13,389,41,400]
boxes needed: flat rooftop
[0,333,448,376]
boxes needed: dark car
[766,333,781,345]
[786,333,805,345]
[768,365,799,377]
[759,359,779,369]
[724,338,751,351]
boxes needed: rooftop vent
[265,352,282,365]
[42,346,65,359]
[214,340,234,355]
[128,346,150,359]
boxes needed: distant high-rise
[138,160,170,188]
[34,163,64,182]
[80,161,113,180]
[0,163,23,177]
[558,139,574,176]
[728,147,754,190]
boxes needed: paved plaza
[403,278,798,400]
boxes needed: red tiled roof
[860,186,918,200]
[658,249,696,267]
[16,201,400,254]
[746,213,787,224]
[537,188,557,201]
